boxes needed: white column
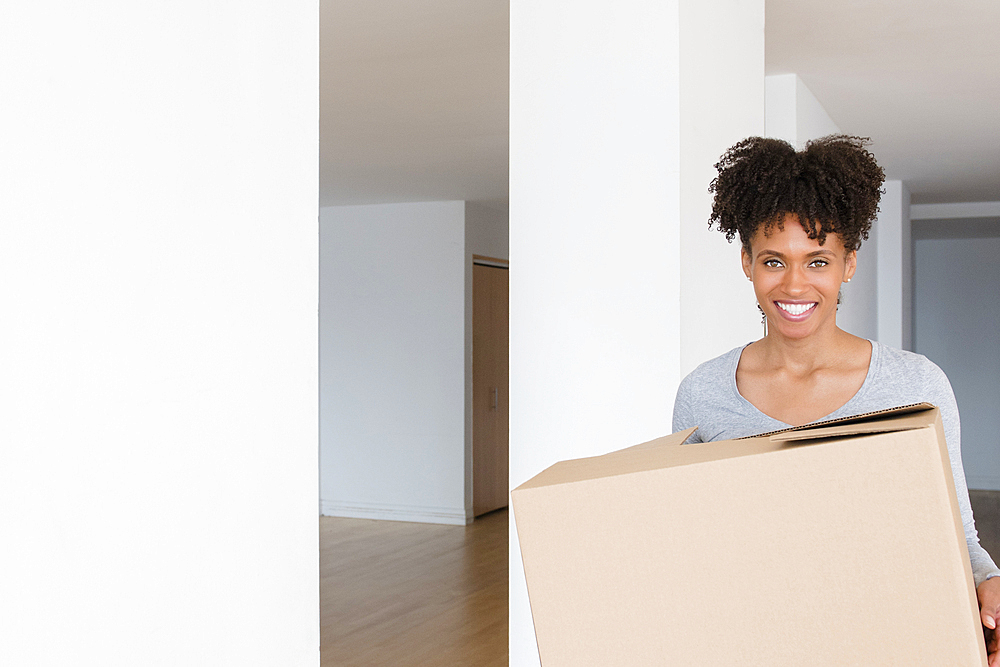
[679,0,765,375]
[877,180,913,349]
[510,0,763,664]
[842,228,880,341]
[765,73,799,144]
[765,73,840,148]
[0,4,319,665]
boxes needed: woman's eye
[763,259,782,268]
[809,259,829,268]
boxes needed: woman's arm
[672,371,706,444]
[926,361,1000,587]
[671,377,694,435]
[927,362,1000,665]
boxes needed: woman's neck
[753,326,860,373]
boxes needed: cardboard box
[512,404,988,666]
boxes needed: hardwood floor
[320,509,508,666]
[970,490,1000,562]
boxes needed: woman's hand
[978,577,1000,666]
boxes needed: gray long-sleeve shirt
[672,339,1000,586]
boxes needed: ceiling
[320,0,999,209]
[766,0,1000,205]
[319,0,508,209]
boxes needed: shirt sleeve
[672,373,702,443]
[925,360,1000,587]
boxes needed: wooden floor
[971,490,1000,561]
[320,508,507,667]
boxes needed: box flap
[514,406,939,494]
[745,402,937,441]
[771,407,938,442]
[513,435,786,493]
[614,427,697,452]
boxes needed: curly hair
[708,135,885,253]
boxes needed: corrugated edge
[739,402,936,440]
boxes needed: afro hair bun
[708,135,885,252]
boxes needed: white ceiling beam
[910,202,1000,220]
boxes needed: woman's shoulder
[871,341,947,380]
[862,342,959,439]
[673,343,755,438]
[678,344,748,391]
[866,341,955,405]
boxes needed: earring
[757,302,767,337]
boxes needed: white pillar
[877,180,913,349]
[678,0,765,375]
[765,73,799,144]
[510,0,763,664]
[1,4,319,665]
[842,227,880,341]
[764,73,840,148]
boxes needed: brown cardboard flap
[771,406,940,442]
[516,406,941,494]
[514,434,788,492]
[516,428,698,492]
[745,402,937,440]
[615,427,697,452]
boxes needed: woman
[672,135,1000,664]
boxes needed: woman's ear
[844,249,858,282]
[741,247,753,281]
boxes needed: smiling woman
[672,134,1000,666]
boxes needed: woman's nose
[783,265,808,294]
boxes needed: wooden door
[473,260,509,517]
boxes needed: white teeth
[777,302,816,316]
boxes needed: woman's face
[741,213,857,341]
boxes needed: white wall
[765,73,839,148]
[679,0,766,374]
[914,220,1000,490]
[840,232,880,341]
[320,201,469,524]
[510,0,764,664]
[466,201,510,259]
[877,180,913,349]
[794,80,839,144]
[765,73,798,144]
[1,3,318,665]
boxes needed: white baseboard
[967,476,1000,493]
[320,499,471,526]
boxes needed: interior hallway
[320,508,508,666]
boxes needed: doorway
[473,256,509,517]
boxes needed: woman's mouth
[775,301,817,319]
